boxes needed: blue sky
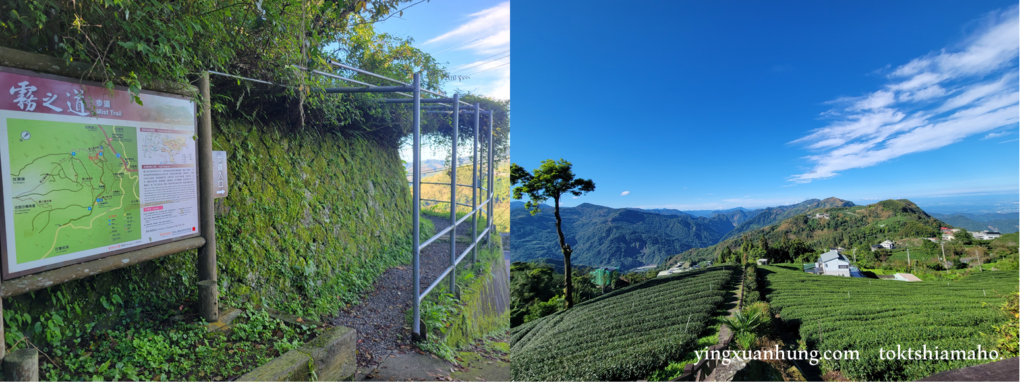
[514,1,1019,212]
[371,0,510,162]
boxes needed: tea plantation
[762,265,1019,381]
[510,265,737,381]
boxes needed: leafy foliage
[991,291,1019,358]
[510,265,737,381]
[510,262,602,327]
[723,308,766,337]
[420,162,511,233]
[31,309,313,381]
[763,265,1019,381]
[511,159,595,310]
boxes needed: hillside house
[971,231,1002,240]
[870,244,883,251]
[809,213,830,220]
[880,240,895,249]
[941,228,961,235]
[942,234,956,241]
[757,258,768,265]
[812,250,853,277]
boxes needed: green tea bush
[510,265,737,381]
[763,266,1019,381]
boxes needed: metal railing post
[411,73,422,340]
[472,103,480,265]
[449,94,460,295]
[488,111,495,249]
[198,71,219,323]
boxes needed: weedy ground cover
[510,265,737,381]
[763,265,1018,381]
[25,309,317,381]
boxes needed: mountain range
[665,199,950,266]
[512,197,858,270]
[930,212,1019,233]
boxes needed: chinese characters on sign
[8,81,122,117]
[0,68,198,279]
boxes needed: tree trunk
[554,196,574,309]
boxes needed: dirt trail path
[717,271,743,345]
[330,214,474,372]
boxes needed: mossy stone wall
[3,116,414,350]
[442,250,510,349]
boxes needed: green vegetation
[991,291,1019,358]
[669,199,949,268]
[512,202,734,270]
[420,162,510,233]
[415,245,508,362]
[5,309,315,381]
[721,198,855,240]
[762,265,1019,381]
[511,159,596,309]
[510,262,607,327]
[510,265,737,381]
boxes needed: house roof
[819,250,849,262]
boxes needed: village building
[880,240,895,249]
[808,250,860,277]
[971,231,1002,240]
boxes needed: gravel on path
[330,214,476,369]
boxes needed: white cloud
[999,138,1019,143]
[982,131,1013,140]
[425,2,510,55]
[790,6,1019,183]
[426,2,510,100]
[620,191,630,196]
[572,196,579,199]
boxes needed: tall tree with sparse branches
[511,159,595,309]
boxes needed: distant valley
[511,197,858,270]
[930,212,1019,233]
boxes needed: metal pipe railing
[300,60,500,342]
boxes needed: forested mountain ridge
[511,202,734,270]
[634,207,762,226]
[931,212,1019,233]
[666,199,948,267]
[721,197,856,239]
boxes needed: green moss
[3,116,418,354]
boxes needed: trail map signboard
[0,68,199,279]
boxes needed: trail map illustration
[7,118,141,263]
[141,131,194,165]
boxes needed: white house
[880,240,895,249]
[942,234,956,241]
[808,213,830,220]
[814,250,852,277]
[971,231,1002,240]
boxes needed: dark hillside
[512,202,734,270]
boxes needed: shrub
[991,291,1019,358]
[735,332,758,350]
[723,308,766,336]
[524,296,564,324]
